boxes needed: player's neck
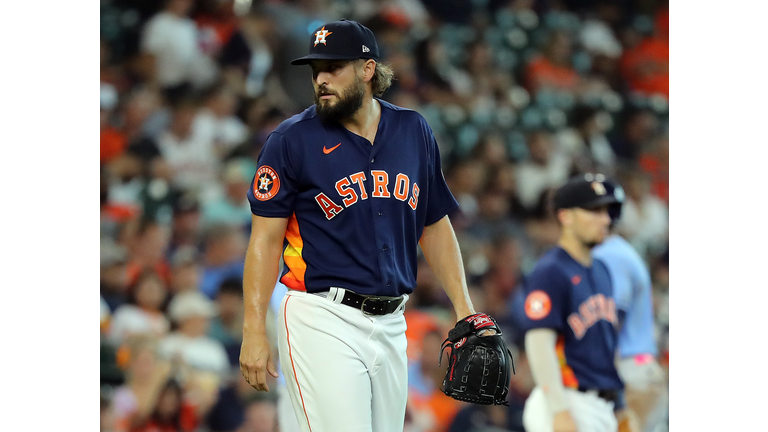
[558,236,593,267]
[341,96,380,144]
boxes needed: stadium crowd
[100,0,669,431]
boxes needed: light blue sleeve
[621,248,658,357]
[593,237,658,358]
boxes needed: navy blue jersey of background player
[520,247,623,390]
[246,98,458,297]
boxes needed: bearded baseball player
[238,20,491,432]
[521,174,625,432]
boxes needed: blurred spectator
[160,291,231,376]
[471,133,511,171]
[102,239,131,312]
[208,277,246,367]
[102,296,113,334]
[194,0,239,53]
[109,270,171,345]
[119,87,165,162]
[238,395,278,432]
[556,104,617,176]
[194,83,250,157]
[200,224,247,299]
[126,220,172,287]
[413,35,471,105]
[140,0,218,100]
[480,236,524,330]
[170,192,204,254]
[102,83,128,165]
[106,150,146,210]
[169,246,202,294]
[514,130,570,212]
[112,335,172,432]
[619,7,668,97]
[130,379,200,432]
[445,159,487,224]
[579,13,622,60]
[156,98,222,202]
[102,169,141,239]
[403,308,443,363]
[609,107,659,162]
[202,158,256,230]
[616,167,669,260]
[102,392,117,432]
[467,189,526,242]
[525,31,581,95]
[407,257,451,311]
[405,329,464,432]
[638,133,669,203]
[521,187,561,255]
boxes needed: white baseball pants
[523,386,618,432]
[277,288,409,432]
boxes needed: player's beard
[314,74,365,124]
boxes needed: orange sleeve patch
[525,290,552,320]
[253,166,281,201]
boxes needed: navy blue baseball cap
[553,173,624,213]
[291,20,380,65]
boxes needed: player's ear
[361,59,375,83]
[557,208,572,227]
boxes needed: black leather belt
[577,387,618,403]
[329,289,404,316]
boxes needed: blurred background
[99,0,669,431]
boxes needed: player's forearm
[419,215,475,319]
[242,216,288,336]
[525,328,570,413]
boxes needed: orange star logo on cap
[591,181,607,196]
[314,26,333,46]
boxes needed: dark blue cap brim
[580,195,622,208]
[290,53,376,65]
[560,195,621,210]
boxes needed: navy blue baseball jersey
[520,247,623,390]
[246,99,458,297]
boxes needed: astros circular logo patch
[253,166,280,201]
[525,290,552,320]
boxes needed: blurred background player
[593,180,668,432]
[521,174,624,432]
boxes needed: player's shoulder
[379,99,430,125]
[536,247,573,270]
[271,105,321,138]
[594,235,644,267]
[525,247,571,284]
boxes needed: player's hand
[553,410,578,432]
[239,332,278,391]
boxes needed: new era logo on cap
[291,20,380,65]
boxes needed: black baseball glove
[439,313,515,405]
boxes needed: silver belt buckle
[361,296,385,316]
